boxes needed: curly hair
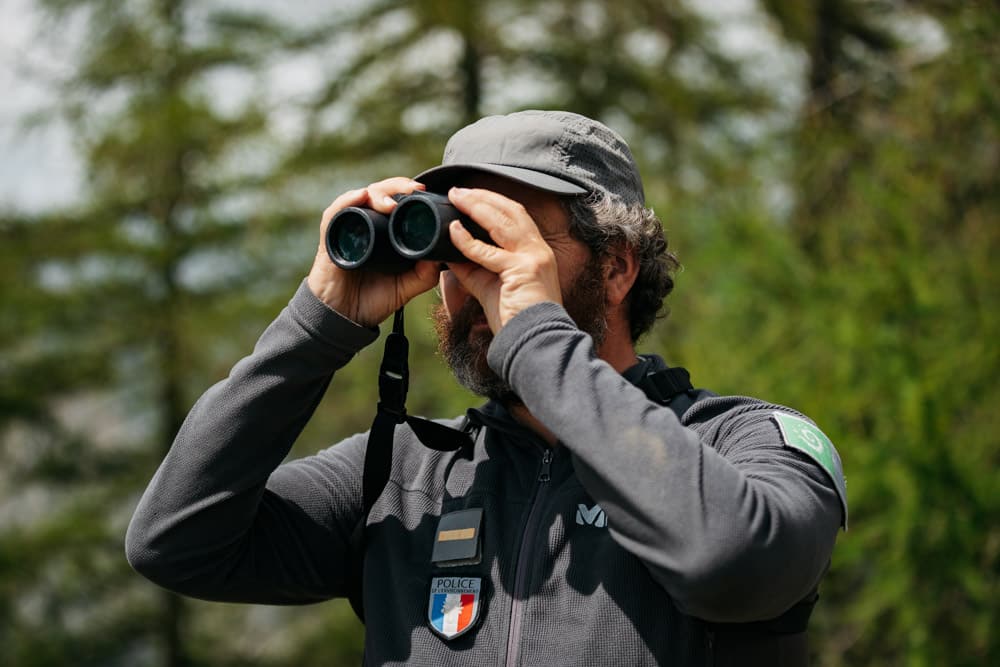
[564,192,679,342]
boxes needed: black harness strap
[708,593,816,666]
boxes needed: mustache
[431,298,488,347]
[432,297,517,403]
[450,299,487,334]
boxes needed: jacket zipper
[503,448,553,667]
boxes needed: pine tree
[0,1,321,665]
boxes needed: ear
[603,245,639,308]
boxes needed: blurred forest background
[0,0,996,665]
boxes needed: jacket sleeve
[487,302,845,623]
[125,280,379,604]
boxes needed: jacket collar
[464,354,670,439]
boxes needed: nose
[439,269,471,315]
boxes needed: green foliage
[1,0,312,665]
[784,6,1000,665]
[657,4,999,665]
[1,1,996,665]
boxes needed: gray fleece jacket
[126,280,846,666]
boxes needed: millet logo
[575,504,607,528]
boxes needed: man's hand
[307,178,440,328]
[445,186,563,333]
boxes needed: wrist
[499,287,562,329]
[307,269,358,321]
[292,278,381,345]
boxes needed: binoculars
[325,191,490,273]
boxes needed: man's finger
[367,177,426,214]
[397,260,442,302]
[449,187,540,250]
[446,263,502,331]
[449,220,511,273]
[322,188,367,224]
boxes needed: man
[127,110,847,666]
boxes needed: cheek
[556,246,596,291]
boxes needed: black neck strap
[362,307,473,516]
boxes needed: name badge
[431,508,483,567]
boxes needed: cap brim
[415,163,588,196]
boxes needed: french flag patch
[428,576,482,640]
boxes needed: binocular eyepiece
[325,191,489,273]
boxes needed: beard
[432,255,609,403]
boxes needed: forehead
[452,173,571,235]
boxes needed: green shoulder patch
[771,411,848,529]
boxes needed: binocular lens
[394,202,439,254]
[333,213,373,264]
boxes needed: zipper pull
[538,449,553,482]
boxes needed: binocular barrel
[325,191,489,272]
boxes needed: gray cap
[416,110,645,206]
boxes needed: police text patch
[428,576,481,640]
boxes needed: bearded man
[127,110,846,667]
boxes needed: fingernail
[450,187,470,197]
[383,195,396,207]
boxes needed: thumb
[447,262,495,303]
[447,262,502,330]
[397,260,441,302]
